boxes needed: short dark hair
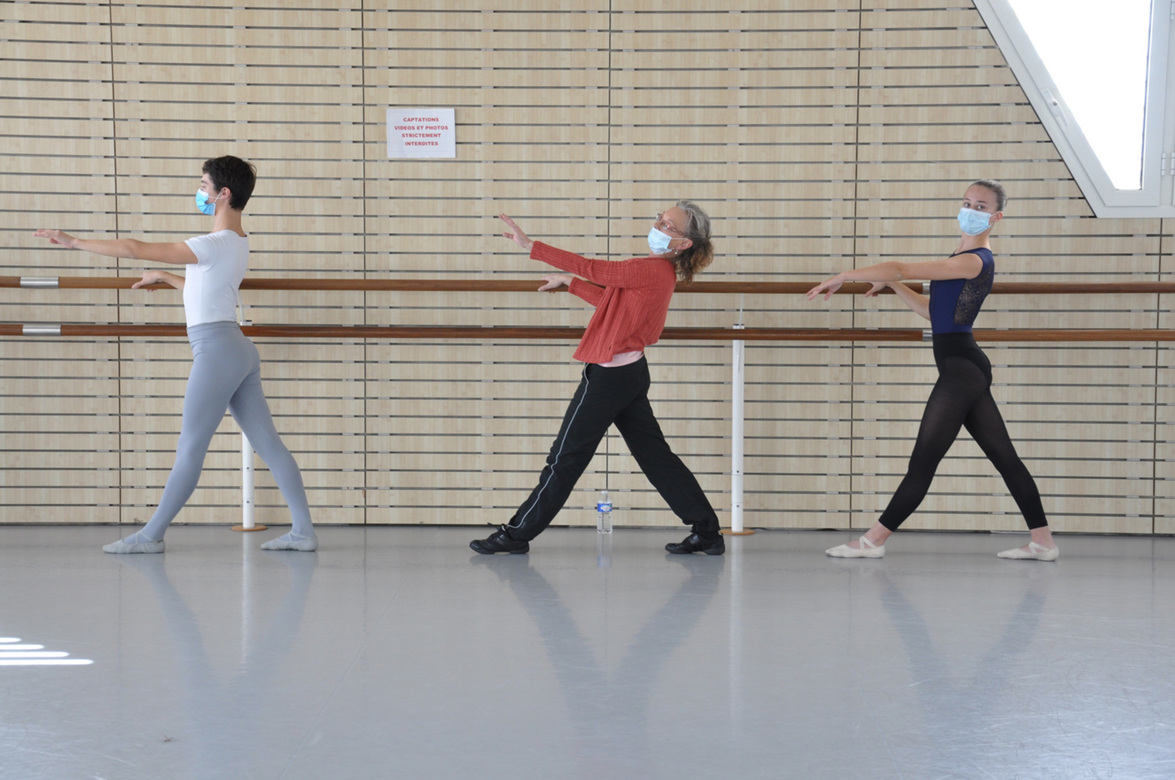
[202,156,257,211]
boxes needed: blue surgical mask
[647,226,673,255]
[196,189,217,216]
[957,207,993,235]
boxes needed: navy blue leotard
[928,247,995,334]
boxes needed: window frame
[974,0,1175,217]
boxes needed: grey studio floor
[2,526,1174,780]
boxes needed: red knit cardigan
[531,241,678,365]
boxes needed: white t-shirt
[182,230,248,327]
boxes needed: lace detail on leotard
[953,257,994,328]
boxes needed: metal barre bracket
[22,325,62,336]
[20,277,60,289]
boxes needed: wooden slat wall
[1,0,1170,534]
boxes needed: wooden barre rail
[5,324,1175,342]
[6,276,1175,295]
[7,275,1175,341]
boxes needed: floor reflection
[113,549,317,779]
[470,550,723,778]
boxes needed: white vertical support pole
[728,291,753,536]
[241,433,256,528]
[233,300,265,532]
[233,414,264,532]
[731,325,745,534]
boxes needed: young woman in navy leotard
[806,180,1058,561]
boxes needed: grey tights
[139,322,312,540]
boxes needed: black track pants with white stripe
[505,357,719,542]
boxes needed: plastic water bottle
[596,490,613,534]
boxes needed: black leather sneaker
[470,527,530,555]
[665,532,725,556]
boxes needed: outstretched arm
[498,213,663,290]
[806,254,983,301]
[538,273,605,307]
[131,269,185,292]
[34,230,197,265]
[537,273,574,292]
[865,281,929,321]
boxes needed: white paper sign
[386,108,456,158]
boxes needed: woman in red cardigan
[470,202,725,555]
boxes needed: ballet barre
[6,275,1175,296]
[5,323,1175,342]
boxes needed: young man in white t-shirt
[36,156,317,552]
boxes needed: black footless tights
[878,334,1048,532]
